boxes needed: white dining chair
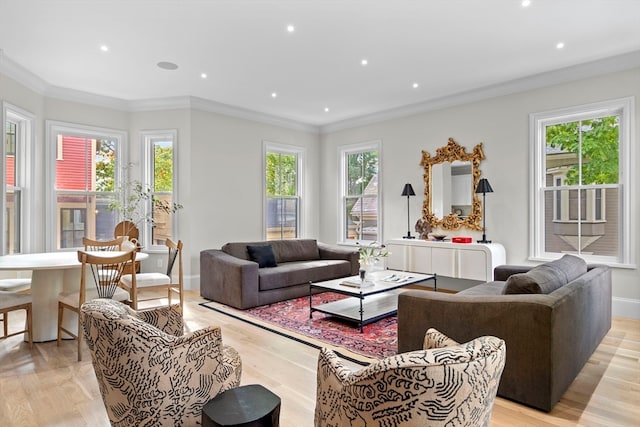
[119,239,183,311]
[0,278,31,293]
[0,290,33,348]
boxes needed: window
[341,141,380,243]
[264,143,303,240]
[46,121,126,250]
[142,130,178,249]
[2,103,33,255]
[530,97,634,265]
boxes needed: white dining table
[0,251,148,342]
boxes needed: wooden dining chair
[0,277,31,293]
[58,250,133,361]
[83,236,124,252]
[0,291,33,349]
[119,239,183,311]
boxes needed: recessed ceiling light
[287,24,295,33]
[200,73,207,79]
[521,0,531,7]
[556,42,565,49]
[361,59,368,66]
[100,45,109,52]
[412,83,419,89]
[324,107,330,112]
[271,92,278,98]
[157,61,179,70]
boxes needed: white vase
[120,236,137,251]
[359,258,383,281]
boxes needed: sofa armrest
[493,264,533,281]
[200,249,259,309]
[317,242,360,275]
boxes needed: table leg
[308,282,312,319]
[29,268,81,342]
[359,297,364,333]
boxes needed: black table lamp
[401,183,416,239]
[475,178,494,243]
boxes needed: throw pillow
[502,272,544,294]
[502,254,586,295]
[544,254,588,283]
[247,245,277,268]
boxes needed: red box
[452,237,472,243]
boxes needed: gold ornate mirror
[420,137,485,230]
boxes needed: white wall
[319,67,640,319]
[187,109,320,286]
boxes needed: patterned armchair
[315,328,505,427]
[81,299,242,427]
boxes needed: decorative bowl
[430,234,447,241]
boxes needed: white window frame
[262,141,304,240]
[141,129,179,251]
[45,120,127,252]
[529,97,635,267]
[2,103,34,254]
[339,140,382,246]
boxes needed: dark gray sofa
[397,255,612,412]
[200,239,359,309]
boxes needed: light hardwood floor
[1,291,638,426]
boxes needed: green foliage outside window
[154,145,174,191]
[95,139,116,192]
[546,116,619,185]
[266,152,297,195]
[347,151,378,195]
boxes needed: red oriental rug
[201,293,397,364]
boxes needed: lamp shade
[401,183,415,197]
[475,178,494,194]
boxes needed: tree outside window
[265,149,300,240]
[46,121,125,250]
[141,130,179,249]
[343,147,379,242]
[532,97,632,265]
[544,116,619,257]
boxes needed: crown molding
[44,85,130,110]
[187,97,320,133]
[319,50,640,134]
[0,49,49,94]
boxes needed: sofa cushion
[247,244,278,268]
[503,254,587,295]
[271,239,320,263]
[258,260,352,291]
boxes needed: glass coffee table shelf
[309,270,436,332]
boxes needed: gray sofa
[397,254,612,412]
[200,239,359,309]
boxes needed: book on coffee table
[340,278,373,288]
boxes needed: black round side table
[202,384,281,427]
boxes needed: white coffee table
[309,270,436,332]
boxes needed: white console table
[385,239,506,282]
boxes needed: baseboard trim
[613,297,640,320]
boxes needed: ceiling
[1,0,639,129]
